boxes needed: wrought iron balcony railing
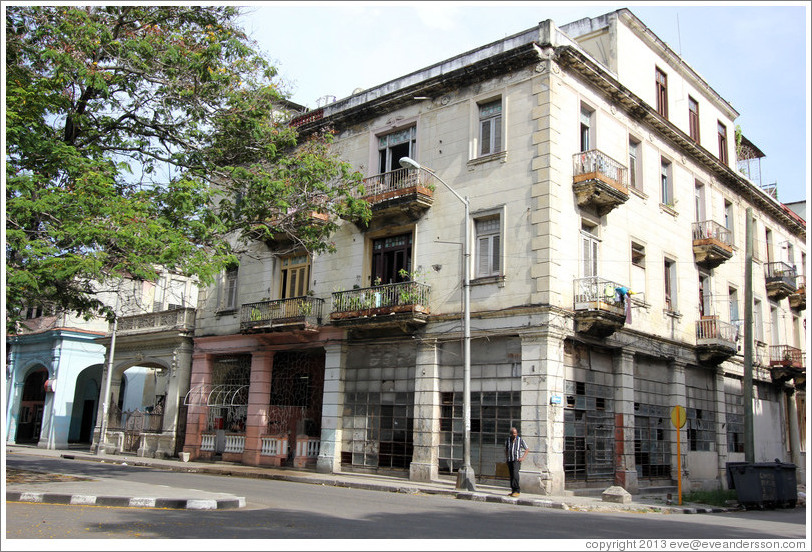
[695,317,738,345]
[769,345,804,368]
[764,261,797,286]
[691,220,733,248]
[357,168,435,203]
[572,149,629,188]
[331,281,431,318]
[573,276,629,311]
[240,297,324,331]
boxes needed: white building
[184,9,805,494]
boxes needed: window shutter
[493,115,502,153]
[480,119,491,155]
[478,236,490,276]
[492,234,501,273]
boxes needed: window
[631,242,646,294]
[628,137,641,190]
[717,121,728,164]
[280,254,310,298]
[580,105,594,152]
[378,126,416,174]
[475,216,501,278]
[754,299,764,342]
[724,200,734,242]
[372,233,413,284]
[664,258,677,312]
[694,181,706,222]
[688,96,700,142]
[655,67,668,118]
[770,305,780,345]
[478,100,502,156]
[729,287,739,324]
[699,272,711,317]
[581,221,599,278]
[221,267,238,310]
[660,158,672,206]
[765,227,774,263]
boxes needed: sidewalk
[4,444,735,513]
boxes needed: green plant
[682,488,737,507]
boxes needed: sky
[238,1,810,206]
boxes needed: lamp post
[399,156,476,491]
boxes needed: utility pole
[743,208,754,463]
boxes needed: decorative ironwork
[332,281,430,316]
[240,297,324,332]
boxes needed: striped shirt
[505,435,529,461]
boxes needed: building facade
[140,9,807,493]
[6,272,198,458]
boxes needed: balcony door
[280,254,310,299]
[378,127,416,174]
[372,233,412,285]
[581,222,599,278]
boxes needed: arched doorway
[17,368,48,443]
[69,365,103,444]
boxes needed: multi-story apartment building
[156,9,806,494]
[6,272,198,458]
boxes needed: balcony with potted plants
[768,344,805,384]
[572,149,629,216]
[764,262,797,301]
[691,220,734,269]
[240,296,324,333]
[330,279,431,331]
[353,168,435,222]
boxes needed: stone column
[410,340,440,482]
[786,386,804,481]
[668,359,687,484]
[520,327,566,495]
[713,367,730,488]
[613,349,638,493]
[243,350,273,466]
[318,342,347,474]
[184,351,210,459]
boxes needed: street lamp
[399,156,476,491]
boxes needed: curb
[6,491,246,510]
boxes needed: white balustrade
[224,434,245,454]
[200,434,215,452]
[260,436,289,456]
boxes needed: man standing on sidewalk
[505,427,529,497]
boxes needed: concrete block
[601,485,632,504]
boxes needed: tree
[5,5,369,330]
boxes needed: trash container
[726,460,797,509]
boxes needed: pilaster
[613,349,638,493]
[317,342,347,474]
[669,359,687,484]
[243,350,273,466]
[410,340,440,482]
[519,329,566,495]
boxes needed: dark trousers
[507,460,521,493]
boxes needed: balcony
[115,307,196,336]
[769,345,805,384]
[695,316,738,364]
[240,297,324,333]
[572,150,629,216]
[764,262,797,301]
[692,221,734,269]
[789,275,806,310]
[572,277,629,337]
[259,210,329,249]
[355,168,434,222]
[331,281,430,331]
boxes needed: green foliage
[682,488,737,507]
[5,6,369,330]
